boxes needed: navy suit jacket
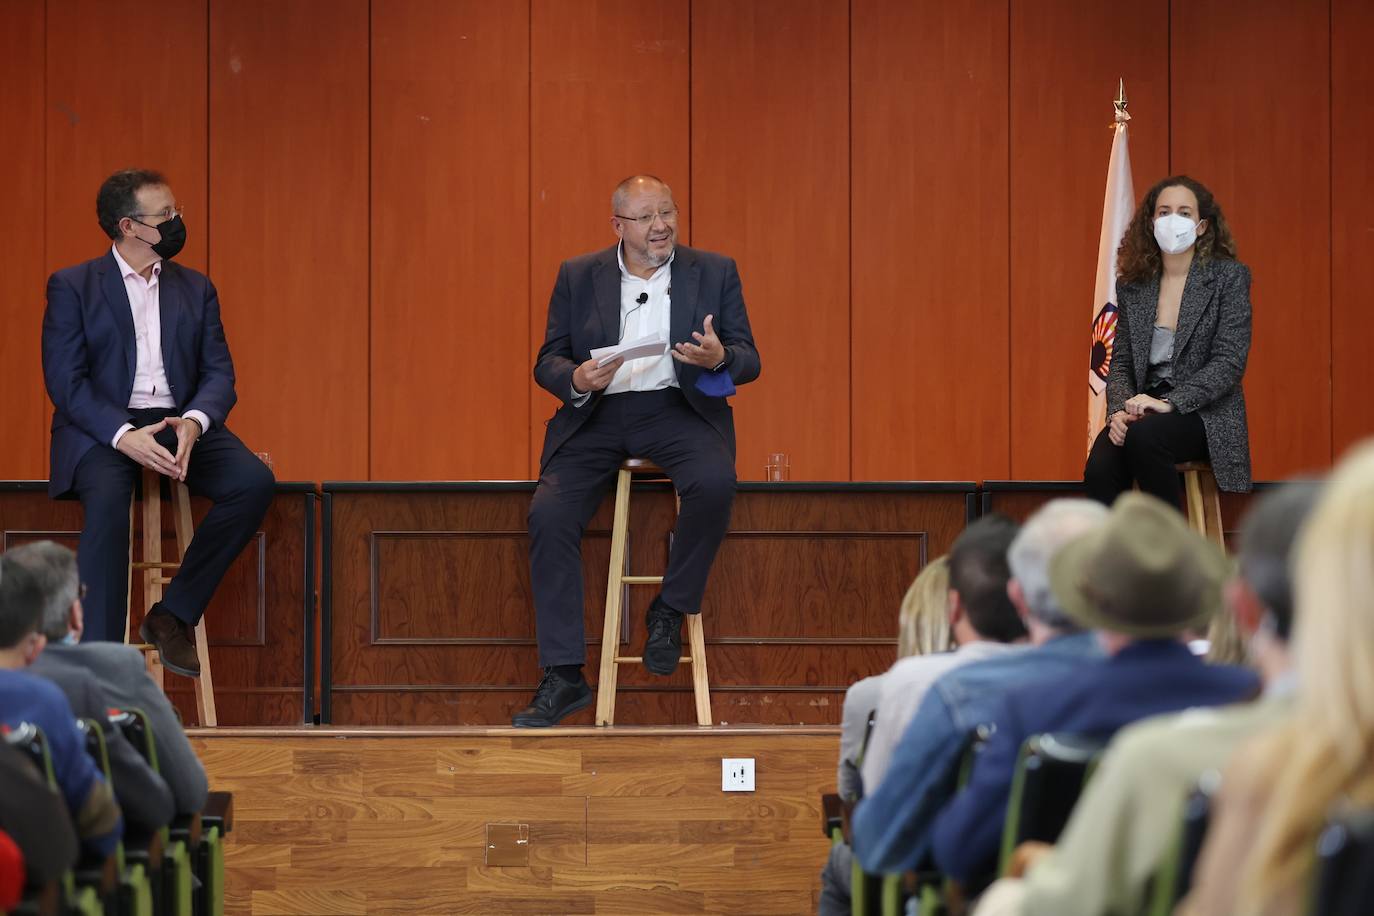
[42,251,237,497]
[533,244,760,471]
[930,640,1259,884]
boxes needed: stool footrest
[620,576,665,585]
[131,561,182,570]
[613,656,692,664]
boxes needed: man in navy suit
[516,175,761,726]
[929,492,1260,889]
[41,169,274,676]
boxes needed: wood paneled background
[2,0,1369,485]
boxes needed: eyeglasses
[129,205,184,223]
[614,207,678,227]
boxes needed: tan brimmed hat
[1049,492,1229,637]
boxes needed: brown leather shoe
[138,603,201,678]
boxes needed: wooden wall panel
[324,485,969,725]
[369,1,530,479]
[1332,0,1374,458]
[208,1,370,482]
[1008,0,1170,479]
[45,0,208,275]
[1171,0,1331,479]
[0,2,47,479]
[691,1,851,481]
[851,0,1010,482]
[0,485,310,726]
[527,1,692,476]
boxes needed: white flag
[1087,100,1134,453]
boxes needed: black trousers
[1084,409,1208,507]
[72,408,276,642]
[528,388,736,667]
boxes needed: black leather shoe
[138,603,200,678]
[643,596,684,676]
[511,669,592,727]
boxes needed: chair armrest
[168,812,202,849]
[200,791,234,834]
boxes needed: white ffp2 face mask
[1153,213,1199,255]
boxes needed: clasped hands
[115,416,201,481]
[571,314,726,394]
[1108,394,1174,446]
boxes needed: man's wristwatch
[710,350,730,373]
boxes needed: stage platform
[189,724,838,915]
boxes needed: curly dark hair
[1117,175,1237,285]
[96,168,168,240]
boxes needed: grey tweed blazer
[1108,256,1253,492]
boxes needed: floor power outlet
[722,757,756,792]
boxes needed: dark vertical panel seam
[41,0,49,472]
[847,0,853,481]
[205,0,211,279]
[1328,0,1334,462]
[367,0,374,480]
[528,0,534,479]
[1166,0,1172,173]
[1005,0,1013,479]
[687,0,694,246]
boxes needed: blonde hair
[897,556,952,658]
[1239,441,1374,910]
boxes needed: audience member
[21,543,208,815]
[860,516,1028,794]
[8,541,174,835]
[1180,443,1374,915]
[852,499,1108,875]
[975,480,1321,916]
[0,740,78,884]
[838,556,950,802]
[821,555,952,916]
[0,556,121,858]
[931,492,1259,888]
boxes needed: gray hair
[611,174,671,214]
[1007,498,1110,630]
[4,541,79,640]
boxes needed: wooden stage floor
[189,725,839,915]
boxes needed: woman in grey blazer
[1085,175,1252,505]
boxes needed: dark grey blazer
[1108,257,1253,492]
[28,653,174,833]
[533,244,761,471]
[33,642,208,814]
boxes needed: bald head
[612,175,671,214]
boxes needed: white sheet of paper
[590,333,668,368]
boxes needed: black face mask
[134,214,187,261]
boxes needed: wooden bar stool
[1177,461,1225,549]
[595,458,713,727]
[1176,461,1244,663]
[127,468,217,726]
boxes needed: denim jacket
[851,632,1102,873]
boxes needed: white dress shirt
[109,244,212,447]
[572,244,677,405]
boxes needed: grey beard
[645,244,674,267]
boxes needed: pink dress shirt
[109,244,211,447]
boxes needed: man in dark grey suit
[14,542,208,815]
[518,175,761,727]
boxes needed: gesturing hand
[115,420,180,478]
[165,416,202,481]
[670,314,725,368]
[572,356,623,395]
